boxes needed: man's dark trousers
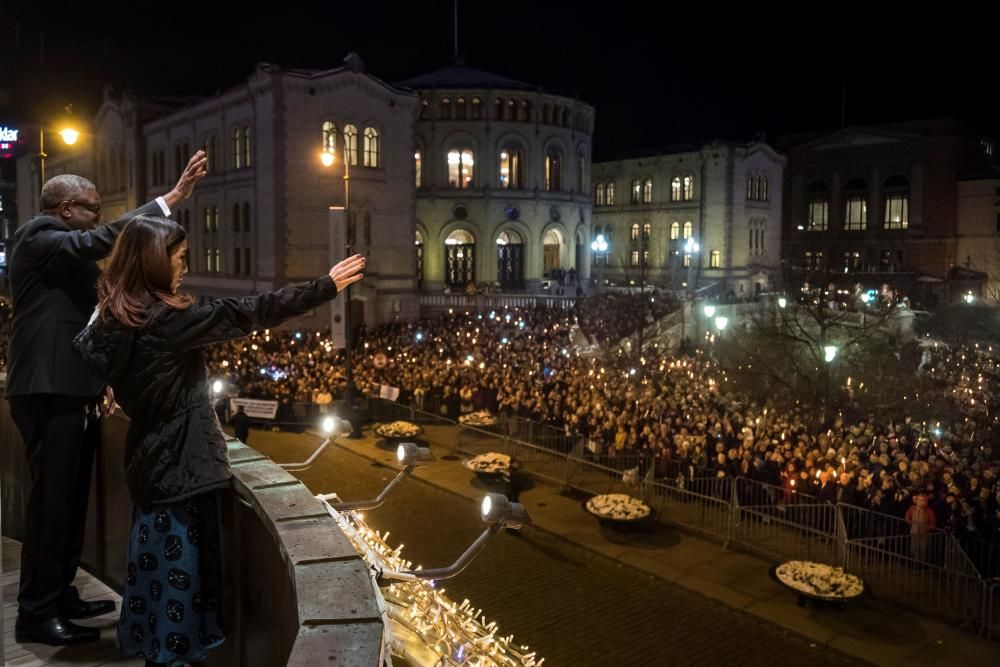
[10,394,100,621]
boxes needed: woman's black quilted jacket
[73,276,338,506]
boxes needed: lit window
[642,178,653,204]
[683,221,693,239]
[761,175,768,201]
[682,253,691,268]
[243,126,251,167]
[343,125,358,166]
[670,222,680,240]
[414,151,422,188]
[808,201,829,231]
[322,121,337,154]
[499,147,524,189]
[545,150,562,191]
[448,148,475,188]
[683,175,694,200]
[441,97,452,120]
[595,183,605,206]
[471,97,482,119]
[642,223,651,241]
[456,97,466,120]
[883,176,909,230]
[233,128,242,169]
[671,177,681,202]
[606,182,615,206]
[844,179,868,231]
[631,179,641,205]
[363,127,380,168]
[631,224,640,241]
[710,250,721,268]
[630,250,640,266]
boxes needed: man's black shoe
[60,597,116,619]
[15,615,100,646]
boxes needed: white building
[402,66,596,292]
[591,140,786,298]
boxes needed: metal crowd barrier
[367,398,1000,638]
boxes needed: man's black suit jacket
[6,201,164,398]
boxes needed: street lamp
[591,233,608,292]
[963,291,975,304]
[703,304,716,318]
[320,148,357,412]
[777,297,787,309]
[714,316,728,333]
[823,345,838,363]
[38,123,82,186]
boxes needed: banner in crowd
[380,384,400,401]
[229,397,279,420]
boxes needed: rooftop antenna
[453,0,460,63]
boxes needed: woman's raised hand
[330,254,366,292]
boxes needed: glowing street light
[964,291,975,304]
[703,304,716,318]
[591,233,609,291]
[777,297,787,309]
[714,316,728,332]
[824,345,838,363]
[59,127,80,145]
[319,150,334,167]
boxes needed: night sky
[1,1,996,161]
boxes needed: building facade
[17,55,421,329]
[591,140,785,298]
[780,119,999,305]
[956,177,1000,302]
[402,66,595,292]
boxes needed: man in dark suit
[232,404,250,444]
[7,151,207,646]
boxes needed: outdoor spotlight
[278,416,352,470]
[319,443,436,511]
[703,304,716,318]
[777,297,787,309]
[396,442,434,467]
[714,316,728,332]
[368,493,533,583]
[211,379,224,395]
[824,345,838,363]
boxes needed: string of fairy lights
[321,500,544,667]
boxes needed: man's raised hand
[167,150,209,205]
[330,254,366,292]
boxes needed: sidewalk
[328,429,1000,667]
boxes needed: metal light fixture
[59,127,80,145]
[318,442,436,511]
[279,416,353,470]
[372,493,533,582]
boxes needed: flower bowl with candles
[771,560,865,608]
[374,420,423,443]
[458,410,497,427]
[583,493,654,527]
[464,451,519,476]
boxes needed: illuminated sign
[0,127,18,142]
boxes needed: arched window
[631,223,640,241]
[683,175,694,200]
[631,179,641,205]
[578,152,587,193]
[499,146,524,189]
[343,124,358,166]
[843,178,868,231]
[414,150,422,188]
[806,181,829,231]
[441,97,452,120]
[593,224,603,238]
[606,181,615,206]
[447,148,475,188]
[671,176,682,202]
[545,149,562,191]
[883,175,910,230]
[322,121,336,154]
[670,222,680,240]
[595,183,606,206]
[415,230,424,286]
[232,203,241,233]
[519,100,530,122]
[506,99,516,121]
[710,250,721,268]
[456,97,467,120]
[233,128,242,169]
[363,127,380,168]
[642,178,653,204]
[420,98,430,119]
[761,175,768,201]
[444,229,476,287]
[494,98,504,120]
[683,221,693,239]
[643,223,651,242]
[471,97,482,119]
[243,126,252,167]
[747,174,755,200]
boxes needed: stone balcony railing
[0,387,384,666]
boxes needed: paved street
[247,428,864,666]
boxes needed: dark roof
[396,65,538,92]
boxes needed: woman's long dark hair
[97,214,193,327]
